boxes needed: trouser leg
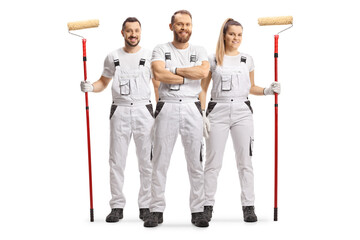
[179,102,205,213]
[133,105,154,208]
[150,102,178,212]
[230,103,255,206]
[109,105,131,208]
[204,103,230,206]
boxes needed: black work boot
[242,206,257,222]
[191,212,209,227]
[106,208,123,222]
[143,212,163,227]
[139,208,150,221]
[204,206,213,222]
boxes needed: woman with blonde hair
[200,18,281,222]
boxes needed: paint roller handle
[274,35,279,62]
[274,34,279,222]
[81,37,94,222]
[82,39,87,81]
[274,34,279,100]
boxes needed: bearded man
[143,10,210,228]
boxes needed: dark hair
[122,17,141,31]
[223,19,242,35]
[171,10,192,25]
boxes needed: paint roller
[68,19,99,222]
[258,16,293,222]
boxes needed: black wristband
[175,67,177,75]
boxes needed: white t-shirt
[209,53,254,99]
[102,47,152,102]
[152,42,208,98]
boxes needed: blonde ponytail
[215,18,243,66]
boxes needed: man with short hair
[80,17,155,223]
[143,10,210,228]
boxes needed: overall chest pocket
[119,79,130,95]
[221,63,249,92]
[221,74,232,91]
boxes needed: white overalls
[204,53,255,207]
[103,48,154,209]
[150,43,208,213]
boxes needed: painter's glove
[202,110,211,139]
[264,82,281,95]
[81,81,94,92]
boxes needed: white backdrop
[1,0,359,239]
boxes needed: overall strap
[139,58,146,67]
[113,52,120,68]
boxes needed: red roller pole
[82,38,94,222]
[258,15,293,222]
[274,34,279,221]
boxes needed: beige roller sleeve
[67,19,99,31]
[258,16,293,26]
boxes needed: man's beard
[174,31,192,43]
[125,37,140,47]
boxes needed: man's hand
[80,81,94,92]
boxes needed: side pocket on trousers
[150,144,153,161]
[110,105,118,120]
[154,101,165,118]
[146,104,154,118]
[206,102,217,117]
[245,100,253,114]
[249,137,254,156]
[194,101,202,116]
[200,141,204,162]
